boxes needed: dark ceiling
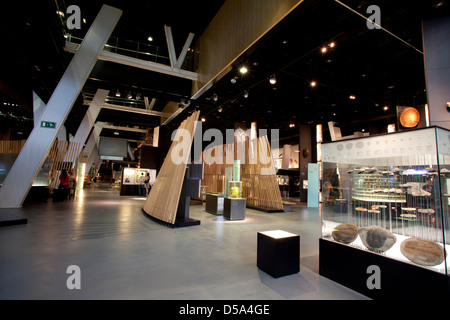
[1,0,449,150]
[186,0,450,143]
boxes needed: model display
[228,181,242,199]
[321,127,449,274]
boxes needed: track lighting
[243,90,249,98]
[218,106,223,113]
[212,94,218,102]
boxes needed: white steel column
[32,91,45,127]
[0,5,122,208]
[73,89,109,145]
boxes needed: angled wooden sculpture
[143,111,200,224]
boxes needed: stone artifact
[400,238,445,266]
[358,226,396,252]
[332,223,359,244]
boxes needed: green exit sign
[41,121,56,129]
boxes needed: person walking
[138,172,146,197]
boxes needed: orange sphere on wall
[400,107,420,128]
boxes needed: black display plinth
[319,238,450,299]
[257,230,300,278]
[173,217,201,228]
[0,212,28,227]
[224,198,246,220]
[205,193,225,215]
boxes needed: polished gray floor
[0,184,369,300]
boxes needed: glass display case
[321,127,449,277]
[228,181,242,199]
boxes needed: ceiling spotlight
[136,92,141,100]
[349,95,356,100]
[127,92,132,99]
[240,66,248,74]
[148,36,153,42]
[212,94,218,102]
[329,42,335,48]
[231,77,237,84]
[321,47,327,53]
[289,123,295,128]
[201,117,206,122]
[243,90,249,98]
[269,75,277,85]
[383,106,389,111]
[115,90,121,97]
[310,81,317,87]
[218,106,223,113]
[114,131,119,136]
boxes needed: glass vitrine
[321,126,449,275]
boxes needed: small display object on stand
[228,181,242,199]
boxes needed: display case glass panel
[321,127,449,275]
[228,181,242,198]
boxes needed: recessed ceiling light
[240,66,248,74]
[321,47,327,53]
[269,75,277,85]
[310,81,317,87]
[329,42,336,48]
[148,36,153,42]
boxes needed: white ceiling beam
[175,32,195,69]
[102,103,171,117]
[164,25,177,68]
[102,124,148,133]
[64,42,199,81]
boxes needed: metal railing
[65,33,197,71]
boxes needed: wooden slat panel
[193,0,304,96]
[143,111,200,224]
[0,140,26,154]
[200,135,283,211]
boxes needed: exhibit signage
[40,121,56,129]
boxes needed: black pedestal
[319,238,450,299]
[205,193,225,215]
[224,198,246,220]
[257,230,300,278]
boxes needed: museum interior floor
[0,183,369,300]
